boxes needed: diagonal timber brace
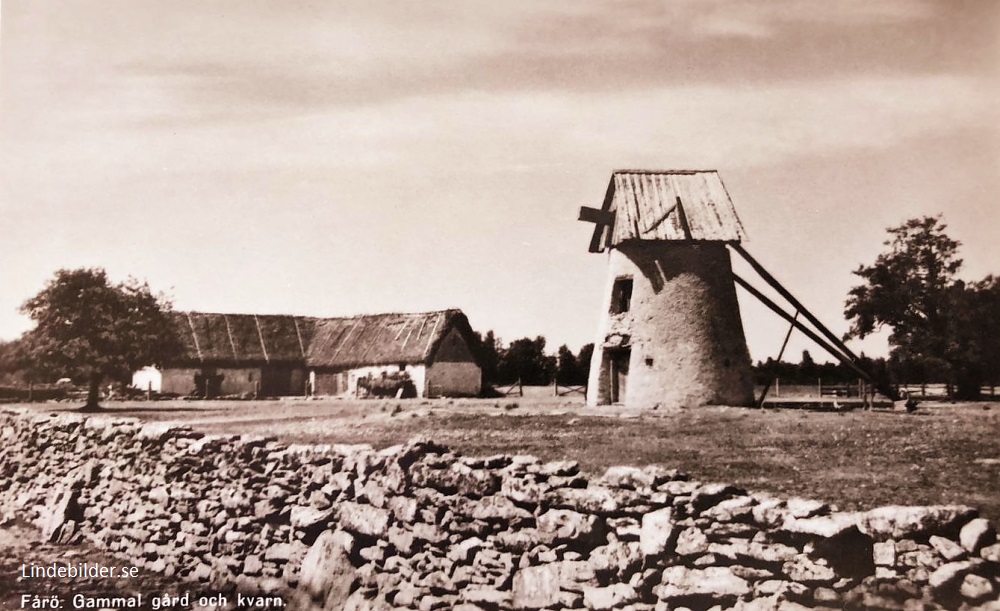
[756,311,798,408]
[731,243,863,363]
[732,272,898,401]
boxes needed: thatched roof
[169,309,474,368]
[307,310,474,369]
[172,312,315,364]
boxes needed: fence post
[518,378,523,398]
[147,381,152,401]
[817,378,821,397]
[28,381,33,403]
[775,378,779,398]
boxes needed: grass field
[13,395,1000,525]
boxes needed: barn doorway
[608,348,630,404]
[194,368,224,398]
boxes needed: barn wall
[312,370,348,396]
[433,327,475,362]
[160,367,201,396]
[587,242,754,408]
[217,367,262,396]
[260,364,307,397]
[426,362,481,397]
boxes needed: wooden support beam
[732,274,870,382]
[640,202,678,236]
[580,206,616,253]
[578,207,615,225]
[756,311,798,408]
[730,243,862,363]
[676,197,693,240]
[733,273,899,402]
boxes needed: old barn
[131,309,481,398]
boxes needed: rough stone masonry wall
[1,408,999,611]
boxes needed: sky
[1,0,998,365]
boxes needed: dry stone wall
[1,407,999,611]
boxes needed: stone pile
[1,407,999,610]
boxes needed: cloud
[14,0,958,130]
[688,0,935,39]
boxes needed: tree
[555,345,578,385]
[799,350,817,382]
[18,268,182,411]
[948,275,1000,396]
[471,330,501,386]
[844,216,994,398]
[498,336,555,386]
[576,343,594,386]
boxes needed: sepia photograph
[1,1,998,609]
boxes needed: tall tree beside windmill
[845,216,1000,399]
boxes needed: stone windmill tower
[579,170,755,408]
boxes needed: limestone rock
[339,502,390,538]
[462,587,510,608]
[640,507,673,556]
[872,541,896,567]
[582,584,637,610]
[655,566,750,600]
[464,495,533,525]
[739,541,798,567]
[543,486,640,516]
[295,530,359,610]
[785,497,829,519]
[600,466,655,490]
[858,505,977,541]
[448,537,485,564]
[782,555,837,586]
[960,518,996,553]
[537,509,605,548]
[929,535,967,561]
[40,487,80,542]
[781,512,860,539]
[511,564,562,609]
[751,497,787,528]
[981,542,1000,562]
[959,573,995,603]
[291,506,336,536]
[689,483,742,512]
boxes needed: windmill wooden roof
[169,309,474,368]
[584,170,747,252]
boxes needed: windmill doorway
[606,348,630,404]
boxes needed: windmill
[579,169,891,408]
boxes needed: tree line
[467,331,593,388]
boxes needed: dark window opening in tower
[611,277,633,314]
